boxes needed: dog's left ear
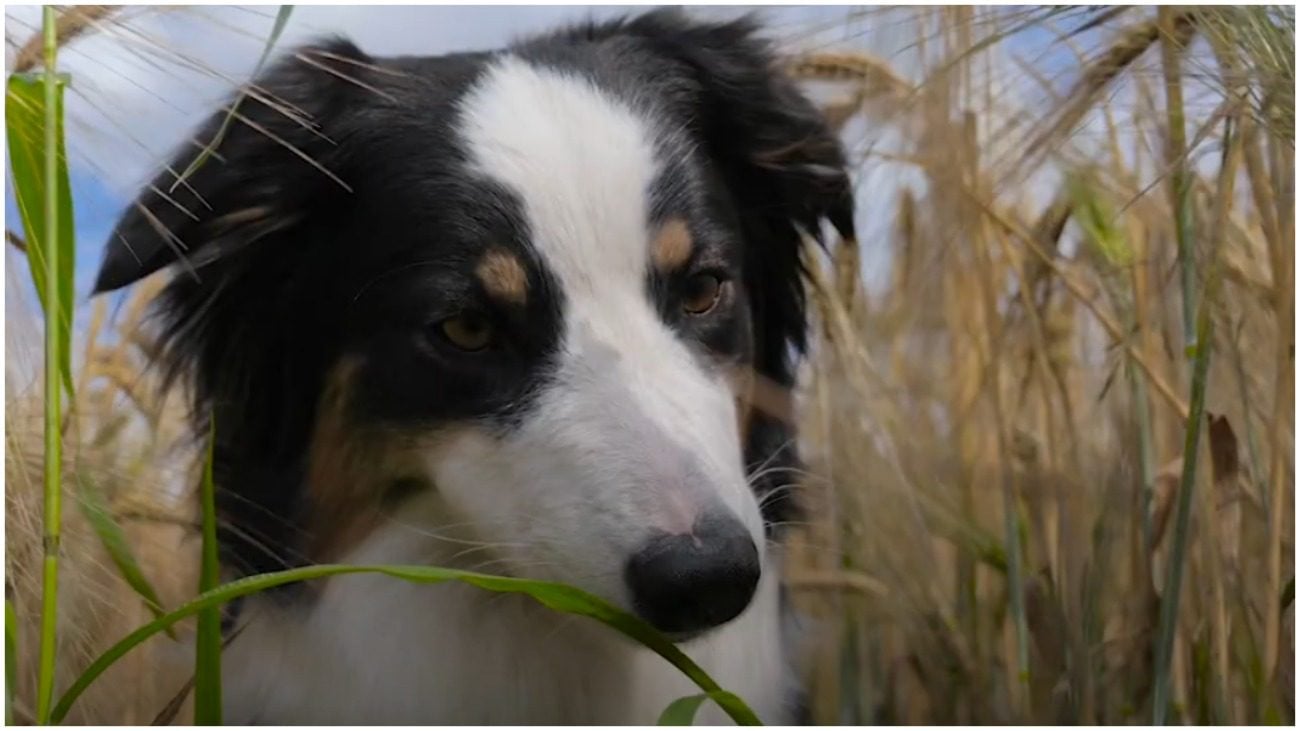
[619,10,856,381]
[91,38,374,295]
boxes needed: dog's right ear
[92,38,375,294]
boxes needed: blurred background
[4,5,1294,725]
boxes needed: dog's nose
[625,513,760,635]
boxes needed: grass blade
[5,95,74,398]
[52,564,764,726]
[193,418,221,724]
[171,5,294,191]
[1151,294,1216,724]
[658,694,708,725]
[1158,6,1198,353]
[5,80,74,401]
[75,476,173,637]
[7,8,78,723]
[6,600,17,726]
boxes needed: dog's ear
[618,10,856,380]
[92,38,374,294]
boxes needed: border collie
[92,9,854,724]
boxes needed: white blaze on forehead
[457,56,658,292]
[454,55,764,546]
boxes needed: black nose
[625,513,760,635]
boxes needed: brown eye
[438,312,493,351]
[682,272,725,315]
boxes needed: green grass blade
[658,693,709,725]
[1157,6,1198,354]
[1002,491,1030,708]
[52,565,763,726]
[8,8,77,723]
[6,600,17,725]
[1152,306,1216,725]
[193,418,221,724]
[657,691,748,725]
[6,83,75,401]
[171,5,294,191]
[75,475,173,638]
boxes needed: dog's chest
[219,568,793,724]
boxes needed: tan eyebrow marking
[651,218,693,272]
[475,248,528,305]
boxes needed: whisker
[378,511,529,551]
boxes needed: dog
[92,8,855,724]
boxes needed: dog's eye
[437,312,493,351]
[682,273,725,315]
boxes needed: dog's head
[95,10,854,636]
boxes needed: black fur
[94,9,855,577]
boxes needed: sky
[2,4,1112,377]
[3,6,887,304]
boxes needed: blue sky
[6,168,120,296]
[4,5,1116,350]
[4,6,867,308]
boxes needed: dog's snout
[625,513,760,635]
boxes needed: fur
[93,9,854,724]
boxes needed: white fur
[222,498,793,724]
[220,55,790,724]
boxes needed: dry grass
[6,278,198,724]
[4,5,1294,725]
[785,6,1294,724]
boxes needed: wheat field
[4,5,1294,725]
